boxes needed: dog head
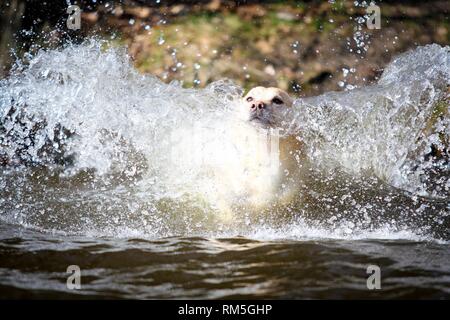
[241,86,293,128]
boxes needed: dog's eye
[272,97,283,105]
[246,97,253,102]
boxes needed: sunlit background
[1,0,449,94]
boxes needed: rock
[264,65,276,76]
[237,5,266,19]
[112,6,124,17]
[276,12,296,21]
[124,6,151,19]
[207,0,221,12]
[170,5,185,15]
[82,12,98,24]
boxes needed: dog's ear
[278,90,293,107]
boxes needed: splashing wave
[0,40,449,241]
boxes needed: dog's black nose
[250,102,266,110]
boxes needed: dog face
[242,87,293,128]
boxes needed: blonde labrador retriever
[173,86,303,218]
[223,86,303,209]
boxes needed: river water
[0,41,449,299]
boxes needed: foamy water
[0,40,449,242]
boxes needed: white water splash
[0,40,448,241]
[288,44,449,199]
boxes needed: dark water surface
[0,223,448,299]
